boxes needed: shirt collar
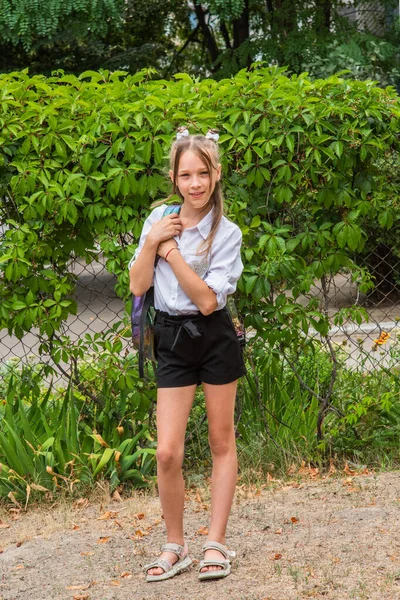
[196,207,214,240]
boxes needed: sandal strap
[202,541,236,560]
[161,543,186,558]
[143,558,172,574]
[199,559,229,569]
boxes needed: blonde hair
[155,131,224,257]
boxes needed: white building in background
[339,0,398,36]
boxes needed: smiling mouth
[190,192,204,197]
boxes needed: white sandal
[143,542,192,582]
[198,540,236,581]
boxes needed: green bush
[1,66,400,349]
[1,66,400,492]
[0,334,157,502]
[235,335,400,473]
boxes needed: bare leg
[147,384,196,577]
[200,380,238,573]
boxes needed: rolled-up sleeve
[128,205,164,270]
[204,225,243,310]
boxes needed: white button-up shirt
[129,204,243,315]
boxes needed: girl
[129,127,246,582]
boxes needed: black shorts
[154,308,246,388]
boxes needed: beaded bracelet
[165,247,179,262]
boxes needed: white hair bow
[176,127,190,140]
[205,129,219,142]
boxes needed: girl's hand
[157,239,178,259]
[147,214,182,245]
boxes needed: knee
[156,446,183,471]
[208,430,236,458]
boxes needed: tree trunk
[194,1,220,67]
[315,0,332,33]
[274,0,297,38]
[233,0,250,49]
[265,0,276,38]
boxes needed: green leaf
[245,275,258,294]
[92,448,115,478]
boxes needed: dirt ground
[1,470,400,600]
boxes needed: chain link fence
[0,239,399,476]
[1,244,399,382]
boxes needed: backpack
[131,205,181,378]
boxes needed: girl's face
[170,150,221,211]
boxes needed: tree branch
[164,23,200,77]
[219,21,232,50]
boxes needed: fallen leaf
[7,492,21,508]
[71,522,80,530]
[96,537,111,544]
[271,553,282,560]
[347,486,360,493]
[74,498,89,509]
[112,490,122,502]
[73,595,89,600]
[290,517,299,524]
[97,511,118,521]
[12,565,25,570]
[16,541,22,548]
[297,461,319,478]
[274,528,283,535]
[66,584,91,591]
[343,461,356,476]
[133,527,152,538]
[80,552,94,557]
[282,482,301,490]
[134,513,145,520]
[120,572,132,578]
[110,580,120,586]
[328,459,336,476]
[197,526,208,535]
[30,483,50,492]
[343,477,354,486]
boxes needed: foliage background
[1,66,400,501]
[1,0,400,499]
[0,0,399,87]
